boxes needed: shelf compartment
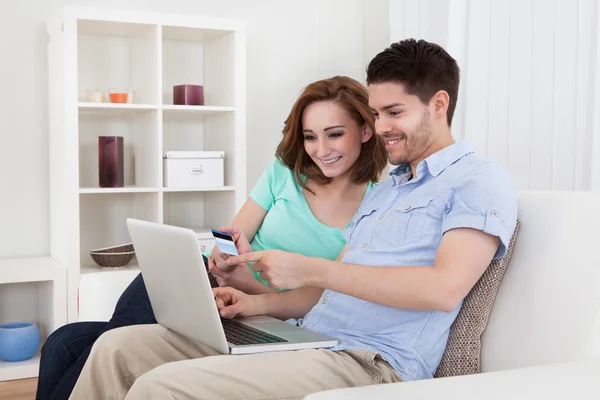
[0,278,66,380]
[163,191,236,232]
[162,26,236,107]
[78,20,159,105]
[78,110,159,189]
[0,257,66,379]
[79,192,160,268]
[163,112,238,188]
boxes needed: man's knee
[127,363,181,399]
[127,359,226,399]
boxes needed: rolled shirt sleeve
[441,163,518,258]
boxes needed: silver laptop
[126,218,338,355]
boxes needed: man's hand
[212,287,263,319]
[226,250,315,290]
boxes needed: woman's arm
[230,197,269,242]
[209,198,276,294]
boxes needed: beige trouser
[68,324,402,400]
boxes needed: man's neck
[409,133,456,178]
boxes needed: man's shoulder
[441,154,518,224]
[448,153,514,190]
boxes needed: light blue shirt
[298,141,518,381]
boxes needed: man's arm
[310,228,499,312]
[254,245,348,320]
[229,230,499,313]
[255,287,324,320]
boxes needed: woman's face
[302,101,371,180]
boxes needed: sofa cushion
[435,221,521,378]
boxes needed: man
[69,39,517,400]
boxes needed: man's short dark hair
[366,39,460,126]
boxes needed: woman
[36,75,387,400]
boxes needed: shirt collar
[390,141,474,181]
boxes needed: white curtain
[389,0,600,191]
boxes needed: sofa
[306,190,600,399]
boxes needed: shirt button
[490,210,498,216]
[361,242,368,248]
[378,215,385,220]
[321,298,328,304]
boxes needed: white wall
[389,0,600,191]
[0,0,371,258]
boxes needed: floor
[0,378,37,400]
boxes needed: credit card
[211,230,240,256]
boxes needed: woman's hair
[275,76,387,190]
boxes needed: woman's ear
[361,124,373,143]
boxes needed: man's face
[368,82,432,166]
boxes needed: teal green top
[247,159,375,288]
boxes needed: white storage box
[163,151,225,188]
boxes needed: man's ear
[432,90,450,121]
[361,124,373,143]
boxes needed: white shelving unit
[47,6,246,324]
[0,353,42,382]
[0,257,67,381]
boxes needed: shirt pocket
[348,206,378,244]
[383,196,435,247]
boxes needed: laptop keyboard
[221,318,288,346]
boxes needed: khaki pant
[68,324,402,400]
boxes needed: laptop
[126,218,339,355]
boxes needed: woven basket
[90,243,135,268]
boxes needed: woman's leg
[39,273,156,400]
[100,272,157,333]
[36,322,106,400]
[39,256,216,399]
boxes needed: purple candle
[173,84,204,106]
[98,136,124,187]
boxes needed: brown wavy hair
[275,76,387,191]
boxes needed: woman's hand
[212,287,264,319]
[209,226,253,272]
[208,226,275,293]
[219,226,253,255]
[208,256,257,290]
[209,245,236,273]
